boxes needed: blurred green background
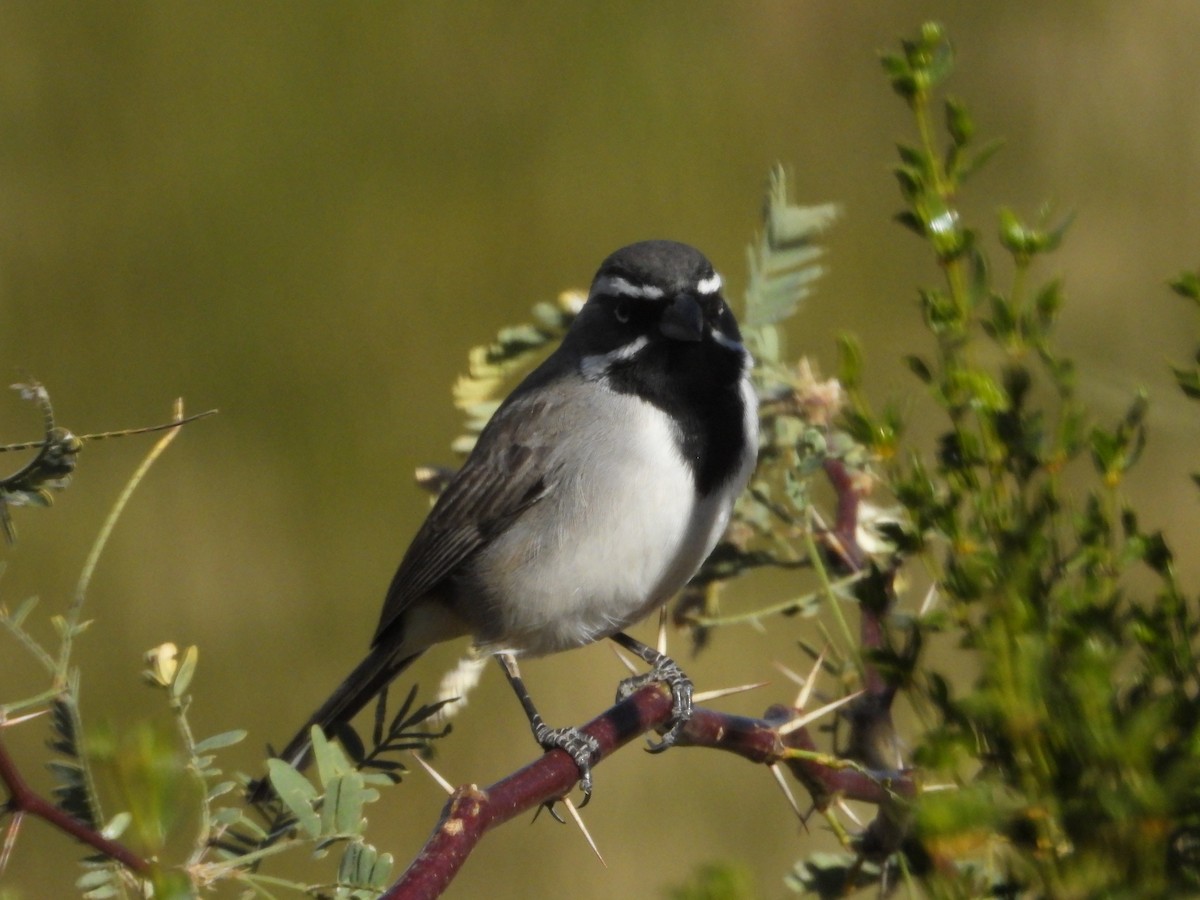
[2,3,1199,897]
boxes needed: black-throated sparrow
[263,240,758,799]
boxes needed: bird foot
[615,655,694,752]
[532,722,601,806]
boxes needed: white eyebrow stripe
[592,275,665,300]
[696,273,722,295]
[580,335,649,380]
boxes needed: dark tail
[249,645,423,802]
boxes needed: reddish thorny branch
[386,682,915,900]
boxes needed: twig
[822,458,865,571]
[63,399,195,659]
[0,734,151,876]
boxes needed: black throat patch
[603,337,749,497]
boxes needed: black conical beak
[659,294,704,342]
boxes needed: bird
[258,239,758,802]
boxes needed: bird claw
[539,801,568,824]
[532,723,600,807]
[615,655,694,752]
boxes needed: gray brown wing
[371,394,559,644]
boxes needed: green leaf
[339,841,371,887]
[894,210,926,238]
[955,369,1010,413]
[742,165,839,332]
[1140,530,1174,576]
[968,246,990,308]
[266,759,321,838]
[322,772,366,837]
[945,96,974,146]
[1171,365,1200,399]
[362,769,403,788]
[836,333,865,389]
[1169,269,1200,302]
[893,163,924,201]
[337,840,394,890]
[998,206,1073,261]
[905,355,933,384]
[312,724,354,789]
[918,288,959,333]
[171,645,198,698]
[879,51,909,82]
[1122,389,1150,431]
[896,142,928,169]
[987,294,1017,342]
[998,206,1031,257]
[233,814,267,841]
[193,729,248,754]
[206,780,238,802]
[956,137,1005,182]
[212,806,243,827]
[1038,205,1075,255]
[8,594,38,627]
[370,850,396,887]
[1034,278,1064,327]
[884,68,919,102]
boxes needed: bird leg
[610,631,694,752]
[496,652,600,806]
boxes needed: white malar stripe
[591,275,665,300]
[715,335,758,483]
[712,329,747,358]
[696,272,722,295]
[580,334,649,380]
[738,372,759,479]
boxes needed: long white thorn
[773,653,826,710]
[773,661,806,688]
[0,708,49,728]
[409,750,454,795]
[0,812,22,877]
[918,583,940,617]
[562,797,606,867]
[836,796,864,827]
[693,681,769,704]
[608,644,640,676]
[797,646,829,709]
[778,690,864,736]
[769,763,805,824]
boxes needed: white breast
[472,385,748,656]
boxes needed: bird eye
[614,300,631,324]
